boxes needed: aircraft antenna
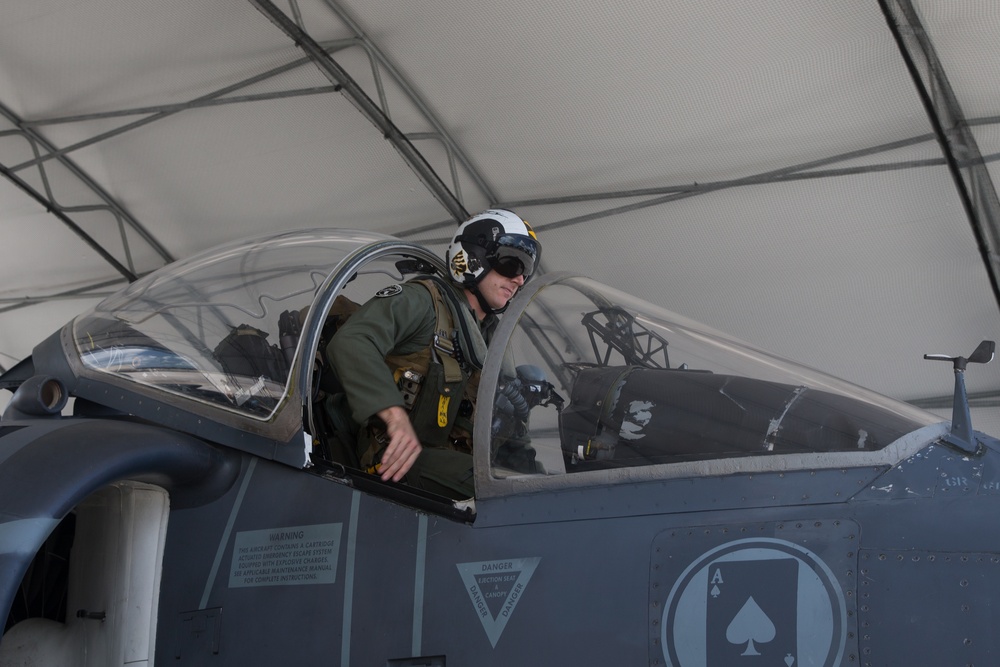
[923,340,996,453]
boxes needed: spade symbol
[725,596,775,656]
[711,584,721,598]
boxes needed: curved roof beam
[409,124,1000,244]
[10,56,323,174]
[0,154,136,282]
[879,0,1000,310]
[3,35,410,307]
[3,51,356,300]
[318,0,499,207]
[250,0,471,223]
[0,102,172,282]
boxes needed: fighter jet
[0,228,996,666]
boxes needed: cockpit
[58,229,939,500]
[479,275,937,494]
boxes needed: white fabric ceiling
[1,0,999,431]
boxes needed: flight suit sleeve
[326,283,436,425]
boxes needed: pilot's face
[475,269,525,316]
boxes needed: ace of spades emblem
[706,558,798,665]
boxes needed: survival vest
[331,275,488,467]
[379,277,481,449]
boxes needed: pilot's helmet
[446,209,541,287]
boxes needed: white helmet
[446,209,541,288]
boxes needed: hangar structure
[0,0,999,431]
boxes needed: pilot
[326,209,541,499]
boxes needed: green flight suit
[326,278,496,499]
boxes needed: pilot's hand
[376,406,422,483]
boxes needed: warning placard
[457,557,540,648]
[228,522,342,588]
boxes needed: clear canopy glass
[485,276,938,479]
[64,230,940,487]
[71,229,396,422]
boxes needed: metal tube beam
[250,0,469,223]
[0,160,137,282]
[397,120,1000,241]
[9,55,323,173]
[878,0,1000,311]
[321,0,498,205]
[0,101,173,266]
[412,153,984,244]
[23,86,343,127]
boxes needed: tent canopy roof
[1,0,999,423]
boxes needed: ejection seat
[277,298,362,468]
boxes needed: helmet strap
[470,280,509,317]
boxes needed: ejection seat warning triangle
[457,557,541,648]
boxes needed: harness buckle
[433,331,456,357]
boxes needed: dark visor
[493,234,540,279]
[493,256,528,278]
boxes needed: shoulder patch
[375,284,403,298]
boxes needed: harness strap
[417,275,488,370]
[421,280,465,384]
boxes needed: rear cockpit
[477,274,941,495]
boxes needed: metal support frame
[878,0,1000,310]
[406,119,1000,244]
[0,34,418,310]
[2,0,998,314]
[0,101,173,282]
[319,0,498,206]
[250,0,470,224]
